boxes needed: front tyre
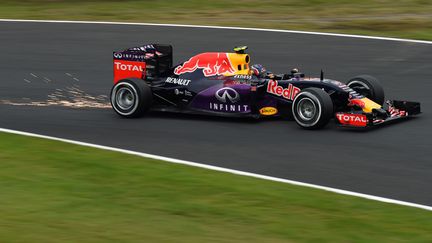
[110,79,152,118]
[346,75,385,105]
[292,88,333,129]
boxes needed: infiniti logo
[215,87,240,103]
[113,52,122,58]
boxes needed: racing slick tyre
[347,75,385,105]
[110,78,152,118]
[292,88,333,129]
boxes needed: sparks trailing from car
[110,44,421,129]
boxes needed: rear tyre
[346,75,385,105]
[110,78,152,118]
[292,88,333,129]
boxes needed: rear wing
[113,44,173,83]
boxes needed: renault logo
[215,87,240,103]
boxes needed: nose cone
[353,97,382,113]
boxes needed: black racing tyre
[110,78,152,118]
[346,75,385,105]
[292,88,333,129]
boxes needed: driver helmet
[251,64,267,78]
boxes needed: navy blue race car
[110,44,420,129]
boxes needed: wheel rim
[292,91,324,128]
[111,82,140,116]
[116,87,136,110]
[297,98,316,121]
[348,80,371,97]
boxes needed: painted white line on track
[1,18,432,45]
[1,127,431,211]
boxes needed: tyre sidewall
[292,88,333,129]
[347,75,385,105]
[110,79,152,117]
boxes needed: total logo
[165,77,191,86]
[267,80,300,101]
[113,60,146,83]
[336,113,368,127]
[114,61,144,72]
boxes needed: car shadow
[107,109,421,132]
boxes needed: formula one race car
[110,44,421,129]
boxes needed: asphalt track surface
[0,21,431,205]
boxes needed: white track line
[1,18,432,45]
[1,19,431,211]
[1,127,431,211]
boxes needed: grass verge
[0,131,432,242]
[0,0,432,41]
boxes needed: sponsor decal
[209,103,249,112]
[114,61,145,72]
[215,87,240,103]
[113,53,145,60]
[349,97,381,113]
[185,90,192,97]
[348,99,366,108]
[266,79,300,101]
[174,89,192,97]
[209,87,248,112]
[336,113,368,127]
[223,79,254,86]
[174,53,236,77]
[165,77,191,86]
[259,107,278,116]
[113,60,146,84]
[234,74,252,79]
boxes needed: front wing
[335,100,421,128]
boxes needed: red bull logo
[348,97,381,113]
[348,99,366,108]
[174,53,236,77]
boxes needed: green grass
[1,0,432,40]
[0,131,432,242]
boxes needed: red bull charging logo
[174,53,236,77]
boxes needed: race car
[110,44,421,129]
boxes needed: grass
[1,0,432,40]
[0,131,432,242]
